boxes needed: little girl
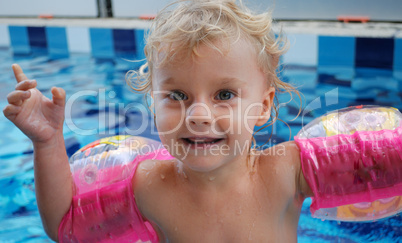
[4,0,401,242]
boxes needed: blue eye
[216,90,234,100]
[169,91,187,101]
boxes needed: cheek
[242,103,263,133]
[155,104,184,133]
[213,110,234,133]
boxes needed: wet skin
[132,39,311,242]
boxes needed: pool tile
[283,34,318,66]
[394,38,402,78]
[134,29,146,60]
[355,37,394,70]
[0,24,10,47]
[46,27,69,58]
[352,76,398,92]
[113,29,136,59]
[318,36,355,67]
[283,68,318,90]
[90,28,114,59]
[66,26,91,53]
[8,26,31,55]
[27,26,48,55]
[318,73,351,87]
[355,67,393,77]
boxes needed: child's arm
[3,64,72,241]
[294,106,402,220]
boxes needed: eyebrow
[159,77,247,87]
[220,78,247,87]
[159,77,175,86]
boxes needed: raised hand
[3,64,66,144]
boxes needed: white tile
[283,34,318,66]
[0,24,10,47]
[66,26,90,53]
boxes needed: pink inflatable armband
[295,106,402,221]
[58,136,174,242]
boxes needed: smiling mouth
[181,138,224,145]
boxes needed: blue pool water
[0,47,401,242]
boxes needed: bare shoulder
[130,158,177,235]
[133,158,177,194]
[132,158,177,211]
[257,141,311,200]
[257,141,300,172]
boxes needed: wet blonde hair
[127,0,300,148]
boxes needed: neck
[177,152,259,192]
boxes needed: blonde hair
[126,0,300,148]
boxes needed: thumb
[51,87,66,107]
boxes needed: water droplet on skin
[248,232,253,241]
[209,176,215,181]
[236,208,242,215]
[183,171,188,179]
[248,222,256,241]
[291,165,294,170]
[160,174,165,180]
[204,212,210,217]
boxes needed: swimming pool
[1,31,402,242]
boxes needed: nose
[185,102,213,126]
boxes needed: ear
[255,86,275,126]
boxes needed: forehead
[153,37,257,69]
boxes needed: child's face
[152,38,275,172]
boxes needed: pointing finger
[12,64,29,83]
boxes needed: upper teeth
[188,138,217,143]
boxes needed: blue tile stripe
[134,29,146,60]
[394,38,402,71]
[8,26,31,54]
[113,29,136,58]
[318,36,355,67]
[46,27,69,58]
[27,26,48,55]
[2,24,402,74]
[90,28,114,59]
[355,37,394,70]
